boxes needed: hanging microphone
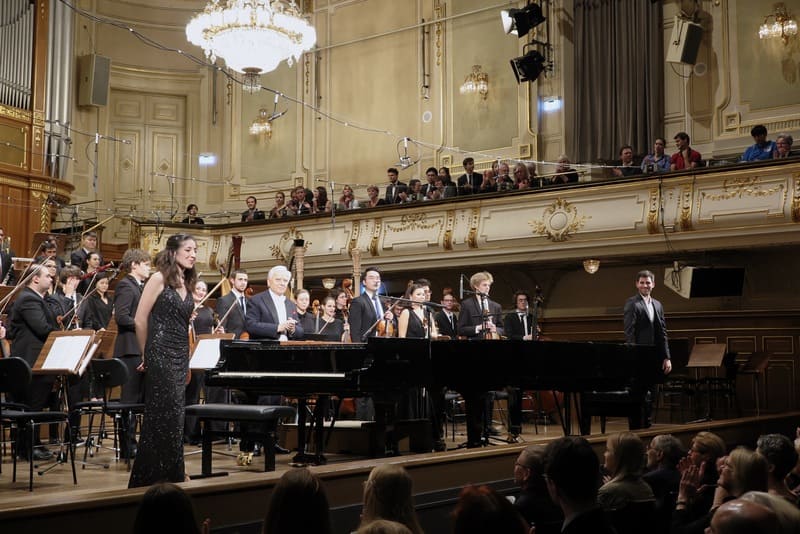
[459,274,464,301]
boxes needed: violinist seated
[314,296,349,342]
[82,273,114,330]
[77,251,102,295]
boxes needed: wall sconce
[759,3,798,45]
[249,108,273,140]
[459,65,489,99]
[583,259,600,274]
[321,277,336,290]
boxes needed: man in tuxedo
[216,269,249,338]
[544,436,616,534]
[241,196,266,222]
[70,231,99,271]
[503,291,534,341]
[383,167,406,204]
[434,292,458,338]
[112,248,152,458]
[6,263,58,460]
[623,269,672,428]
[421,167,438,200]
[0,226,15,285]
[457,157,483,195]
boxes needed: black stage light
[501,3,546,38]
[510,49,546,83]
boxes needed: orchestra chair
[698,351,739,419]
[738,352,770,416]
[0,357,77,491]
[654,339,693,424]
[185,403,296,477]
[444,391,465,440]
[70,358,144,469]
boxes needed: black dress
[129,286,193,488]
[316,317,344,342]
[402,308,427,338]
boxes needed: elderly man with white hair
[245,265,304,341]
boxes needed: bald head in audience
[706,499,778,534]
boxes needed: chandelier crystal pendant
[459,65,489,99]
[758,2,798,45]
[249,108,273,139]
[186,0,317,76]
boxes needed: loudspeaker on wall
[77,54,111,107]
[666,17,703,65]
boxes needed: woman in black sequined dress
[129,234,197,488]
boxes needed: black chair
[606,499,656,534]
[0,357,77,491]
[70,358,144,469]
[739,352,771,415]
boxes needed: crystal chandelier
[758,3,798,45]
[459,65,489,99]
[249,108,273,139]
[186,0,317,77]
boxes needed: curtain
[571,0,663,163]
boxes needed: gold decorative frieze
[467,208,480,248]
[386,213,440,232]
[793,176,800,223]
[442,209,455,250]
[702,176,784,201]
[369,218,382,256]
[0,104,31,122]
[679,183,693,231]
[647,187,661,234]
[529,198,589,242]
[269,227,309,263]
[348,220,361,252]
[208,235,221,270]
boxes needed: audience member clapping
[312,186,331,213]
[756,433,800,505]
[263,468,332,534]
[268,192,287,219]
[133,482,206,534]
[338,184,360,210]
[512,163,529,189]
[550,155,580,185]
[359,464,423,534]
[365,185,387,208]
[598,431,655,510]
[478,169,497,194]
[643,434,685,528]
[496,162,514,191]
[451,485,529,534]
[774,134,796,159]
[741,125,777,162]
[672,431,727,531]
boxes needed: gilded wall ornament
[792,176,800,223]
[386,213,440,232]
[369,218,382,256]
[529,198,589,242]
[679,183,694,231]
[466,208,480,248]
[442,209,455,250]
[269,226,309,262]
[702,176,784,201]
[647,187,661,234]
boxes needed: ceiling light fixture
[186,0,317,77]
[510,48,547,84]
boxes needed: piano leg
[292,397,328,466]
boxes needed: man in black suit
[241,196,266,222]
[457,157,483,195]
[112,248,152,458]
[421,167,438,200]
[623,269,673,428]
[216,269,249,338]
[544,436,616,534]
[0,226,15,285]
[643,434,684,515]
[6,263,58,460]
[434,292,458,338]
[503,291,534,340]
[383,167,406,204]
[70,231,99,271]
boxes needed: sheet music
[190,338,222,370]
[77,343,100,376]
[41,335,94,371]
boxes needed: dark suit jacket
[347,292,385,342]
[0,251,15,284]
[562,507,616,534]
[216,291,247,338]
[113,275,143,357]
[245,290,303,340]
[457,172,482,194]
[384,181,407,204]
[457,296,503,338]
[434,310,458,338]
[503,311,534,340]
[623,294,671,360]
[47,290,89,330]
[7,287,58,366]
[69,247,102,271]
[241,209,266,222]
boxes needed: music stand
[32,330,97,475]
[94,329,117,359]
[686,343,727,423]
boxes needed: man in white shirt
[216,270,249,338]
[245,265,302,341]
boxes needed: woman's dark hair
[154,233,197,293]
[451,485,528,534]
[316,186,328,206]
[263,468,331,534]
[186,203,198,212]
[134,483,200,534]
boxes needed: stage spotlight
[510,50,546,83]
[501,3,546,38]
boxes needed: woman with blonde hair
[360,464,423,534]
[598,431,655,510]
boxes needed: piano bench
[579,391,645,435]
[185,404,296,478]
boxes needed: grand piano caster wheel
[236,452,253,466]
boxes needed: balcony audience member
[241,195,265,222]
[263,468,332,534]
[670,132,702,171]
[408,179,424,201]
[181,204,204,224]
[384,167,405,204]
[738,491,800,533]
[612,145,643,177]
[421,167,438,199]
[741,125,777,162]
[286,185,311,216]
[544,436,616,534]
[362,185,384,208]
[756,433,800,506]
[268,191,287,218]
[394,184,412,204]
[643,434,684,516]
[496,161,515,191]
[457,157,482,195]
[598,432,655,510]
[478,169,497,194]
[774,133,796,159]
[452,485,529,534]
[512,445,563,532]
[674,446,768,534]
[359,464,423,534]
[512,162,529,189]
[337,184,360,210]
[133,483,204,534]
[312,186,331,213]
[526,162,538,186]
[640,138,671,173]
[672,431,727,531]
[550,155,580,185]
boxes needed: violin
[375,300,398,337]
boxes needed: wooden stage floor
[1,412,798,532]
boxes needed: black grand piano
[207,338,663,462]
